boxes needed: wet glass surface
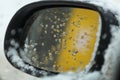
[21,7,101,72]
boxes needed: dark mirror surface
[21,7,101,72]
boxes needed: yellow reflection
[55,8,100,72]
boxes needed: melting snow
[0,0,120,80]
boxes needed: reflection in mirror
[21,7,101,72]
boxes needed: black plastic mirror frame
[4,1,118,77]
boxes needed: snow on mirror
[21,7,102,73]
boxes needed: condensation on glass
[21,7,102,72]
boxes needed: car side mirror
[4,1,119,78]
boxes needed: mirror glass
[21,7,101,72]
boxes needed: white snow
[0,0,120,80]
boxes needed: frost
[1,0,120,80]
[11,29,16,35]
[7,40,49,76]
